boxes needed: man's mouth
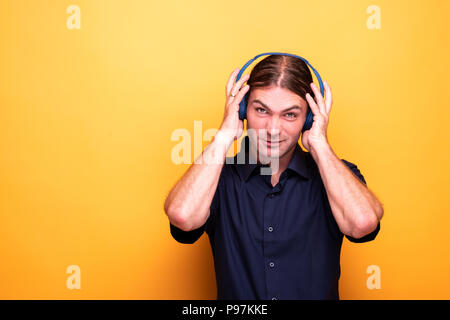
[262,139,284,147]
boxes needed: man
[164,56,384,300]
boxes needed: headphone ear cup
[238,92,249,120]
[302,109,314,132]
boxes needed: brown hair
[246,55,315,112]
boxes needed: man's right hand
[219,67,250,143]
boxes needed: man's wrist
[214,129,234,149]
[310,139,332,161]
[199,129,233,165]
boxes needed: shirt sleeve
[169,176,221,244]
[340,159,381,243]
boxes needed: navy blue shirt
[170,135,380,300]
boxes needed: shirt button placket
[264,190,279,300]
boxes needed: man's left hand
[301,81,333,154]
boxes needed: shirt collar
[234,135,312,181]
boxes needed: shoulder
[307,152,366,183]
[340,159,367,185]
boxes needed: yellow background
[0,0,449,299]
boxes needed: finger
[310,82,326,115]
[305,93,321,119]
[226,68,240,96]
[324,81,333,115]
[230,84,250,110]
[230,73,250,97]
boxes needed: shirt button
[269,193,275,198]
[268,226,273,232]
[269,262,275,268]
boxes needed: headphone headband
[236,52,324,97]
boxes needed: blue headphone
[235,52,325,132]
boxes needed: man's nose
[266,116,281,139]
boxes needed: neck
[248,141,296,176]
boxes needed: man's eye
[256,107,266,114]
[285,113,296,119]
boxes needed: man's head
[245,55,316,162]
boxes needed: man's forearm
[164,130,233,231]
[310,141,384,239]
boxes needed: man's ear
[246,90,252,105]
[304,105,310,118]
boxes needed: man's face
[246,85,308,161]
